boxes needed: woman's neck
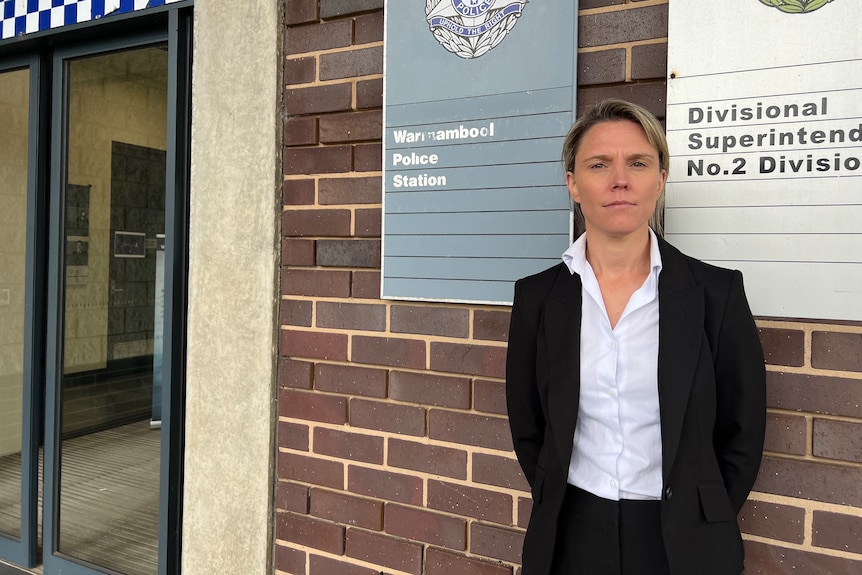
[584,227,652,278]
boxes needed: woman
[506,99,766,575]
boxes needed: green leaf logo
[759,0,835,13]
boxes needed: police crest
[426,0,527,59]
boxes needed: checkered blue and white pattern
[1,0,183,41]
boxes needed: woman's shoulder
[659,236,742,288]
[515,262,570,291]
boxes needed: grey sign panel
[383,0,578,304]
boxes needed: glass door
[43,34,177,575]
[0,56,43,569]
[0,7,190,574]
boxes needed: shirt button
[613,435,622,443]
[609,479,618,487]
[608,341,617,350]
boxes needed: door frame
[0,51,48,571]
[0,4,193,574]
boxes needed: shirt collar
[562,228,663,278]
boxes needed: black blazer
[506,237,766,575]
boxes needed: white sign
[666,0,862,321]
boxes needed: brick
[474,379,506,415]
[320,0,384,19]
[278,420,310,452]
[279,358,313,389]
[320,46,383,81]
[319,176,382,205]
[349,398,426,436]
[388,438,467,479]
[284,209,351,237]
[310,488,383,530]
[354,208,382,237]
[284,116,318,146]
[764,412,806,456]
[473,453,529,492]
[430,341,507,379]
[356,78,383,109]
[348,465,424,506]
[281,299,313,327]
[631,42,668,81]
[275,544,306,575]
[313,427,384,464]
[471,523,523,563]
[283,238,316,266]
[279,452,345,489]
[285,0,317,25]
[284,56,316,86]
[738,500,804,543]
[754,455,862,507]
[355,11,384,44]
[285,145,353,175]
[353,142,383,172]
[577,82,666,121]
[309,555,379,575]
[316,240,382,268]
[744,539,862,574]
[282,266,350,298]
[283,269,352,298]
[812,510,862,554]
[812,331,862,372]
[766,371,862,419]
[286,20,352,55]
[316,300,385,330]
[285,83,353,116]
[425,547,511,575]
[474,309,511,342]
[352,335,426,369]
[427,479,513,525]
[813,419,862,463]
[385,503,467,550]
[352,270,381,298]
[283,178,315,205]
[319,110,382,144]
[391,305,469,338]
[315,363,387,397]
[430,410,512,451]
[578,48,626,85]
[276,511,345,554]
[389,370,471,409]
[280,329,349,361]
[517,497,532,529]
[276,480,309,513]
[345,528,423,575]
[579,4,668,48]
[279,388,348,424]
[759,327,805,367]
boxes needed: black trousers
[551,485,671,575]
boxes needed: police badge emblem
[426,0,527,59]
[758,0,835,13]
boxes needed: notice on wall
[382,0,578,304]
[666,0,862,321]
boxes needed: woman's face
[566,120,666,241]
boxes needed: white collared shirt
[561,229,663,501]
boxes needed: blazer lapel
[542,266,583,470]
[657,239,704,481]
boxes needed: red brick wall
[275,1,862,574]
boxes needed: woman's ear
[566,171,580,204]
[657,169,668,197]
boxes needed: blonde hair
[562,99,669,236]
